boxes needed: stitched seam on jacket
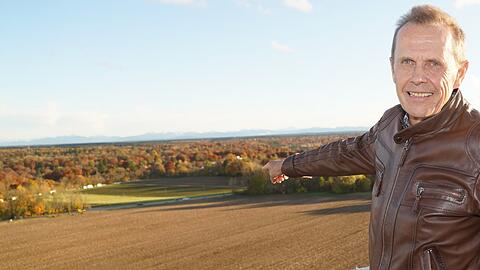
[414,102,467,139]
[377,106,403,133]
[466,121,480,170]
[466,121,480,214]
[409,207,423,270]
[473,173,480,216]
[377,137,393,157]
[408,163,474,178]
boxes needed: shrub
[263,179,283,194]
[296,185,307,193]
[354,175,373,192]
[33,200,46,215]
[321,176,334,192]
[302,177,320,192]
[331,175,357,194]
[302,176,331,192]
[245,173,373,197]
[0,184,88,220]
[284,178,302,194]
[67,193,86,213]
[246,171,268,195]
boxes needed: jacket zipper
[423,248,447,270]
[399,139,411,166]
[378,138,411,270]
[413,183,424,213]
[412,182,466,213]
[375,169,384,197]
[422,249,433,270]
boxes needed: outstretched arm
[263,125,379,184]
[281,129,376,178]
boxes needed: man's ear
[390,57,396,83]
[454,60,469,89]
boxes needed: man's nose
[410,65,428,85]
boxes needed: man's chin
[406,111,439,124]
[402,105,435,118]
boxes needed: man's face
[390,23,468,125]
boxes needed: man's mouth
[407,91,433,98]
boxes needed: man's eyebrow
[425,58,443,64]
[398,56,414,62]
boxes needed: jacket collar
[393,89,466,144]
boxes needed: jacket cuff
[281,154,301,178]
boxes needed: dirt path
[0,193,371,270]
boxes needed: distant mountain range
[0,127,368,147]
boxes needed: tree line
[0,133,367,219]
[0,134,356,188]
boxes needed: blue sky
[1,0,480,141]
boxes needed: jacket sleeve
[281,126,377,178]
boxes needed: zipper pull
[413,183,424,213]
[399,139,411,166]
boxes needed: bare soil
[0,193,371,270]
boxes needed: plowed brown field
[0,193,371,270]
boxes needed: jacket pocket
[421,247,447,270]
[412,181,466,213]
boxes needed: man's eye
[424,61,444,72]
[401,59,414,65]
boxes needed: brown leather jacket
[281,89,480,270]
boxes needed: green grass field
[77,177,247,206]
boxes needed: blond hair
[391,5,466,64]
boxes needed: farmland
[0,134,372,269]
[77,176,246,207]
[1,133,370,220]
[0,192,371,270]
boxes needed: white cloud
[271,40,294,53]
[283,0,312,13]
[147,0,207,7]
[454,0,480,8]
[235,0,271,15]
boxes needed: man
[263,5,479,270]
